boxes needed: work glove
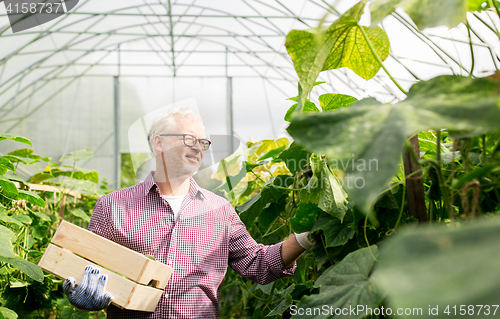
[63,265,114,311]
[294,232,317,249]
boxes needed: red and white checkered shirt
[88,171,296,319]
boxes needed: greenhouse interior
[1,0,500,318]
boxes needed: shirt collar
[143,171,205,200]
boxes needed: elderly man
[63,107,315,318]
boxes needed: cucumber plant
[217,0,500,318]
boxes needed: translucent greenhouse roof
[0,0,499,187]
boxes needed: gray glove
[63,265,114,311]
[294,232,317,249]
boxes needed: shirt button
[167,260,173,265]
[165,293,169,298]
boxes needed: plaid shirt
[88,171,296,318]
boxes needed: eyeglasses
[159,134,212,151]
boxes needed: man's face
[155,118,206,179]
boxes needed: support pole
[113,45,121,189]
[113,76,121,190]
[227,77,234,153]
[226,47,234,153]
[403,135,427,222]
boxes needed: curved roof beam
[0,17,297,94]
[0,34,297,119]
[0,1,316,68]
[0,33,114,115]
[4,50,115,132]
[0,15,111,96]
[0,0,95,60]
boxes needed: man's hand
[63,265,114,311]
[281,232,318,269]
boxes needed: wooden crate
[39,221,173,312]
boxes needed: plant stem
[435,131,454,224]
[358,23,408,95]
[393,12,470,74]
[321,235,334,266]
[466,19,475,77]
[482,135,488,164]
[394,184,406,230]
[489,0,500,21]
[386,184,406,236]
[250,171,266,184]
[467,20,500,70]
[436,131,442,165]
[464,139,471,173]
[273,185,306,191]
[364,217,378,261]
[472,11,500,39]
[449,140,458,224]
[220,160,234,200]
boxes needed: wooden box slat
[51,221,172,289]
[39,244,164,312]
[38,221,174,312]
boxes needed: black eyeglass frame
[159,134,212,151]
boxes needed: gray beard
[163,155,200,179]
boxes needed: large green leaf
[236,176,293,227]
[62,179,100,196]
[0,176,18,199]
[258,198,285,234]
[258,144,287,161]
[284,100,320,122]
[268,284,295,317]
[268,294,293,317]
[212,162,248,194]
[276,142,310,175]
[13,215,31,225]
[293,246,382,319]
[16,190,46,207]
[247,139,289,163]
[51,169,99,184]
[0,158,14,175]
[318,164,348,221]
[319,93,358,111]
[312,211,355,248]
[0,226,15,258]
[370,0,482,29]
[28,173,54,184]
[0,134,31,147]
[59,149,96,162]
[0,307,17,319]
[453,162,500,189]
[285,3,389,116]
[290,203,319,233]
[7,148,47,161]
[288,75,500,214]
[7,148,34,158]
[468,0,496,11]
[0,155,37,165]
[68,208,90,222]
[5,174,25,185]
[0,213,23,226]
[373,217,500,318]
[0,256,44,282]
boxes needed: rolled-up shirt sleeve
[228,206,296,285]
[88,196,116,241]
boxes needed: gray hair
[147,107,205,155]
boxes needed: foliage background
[1,0,500,318]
